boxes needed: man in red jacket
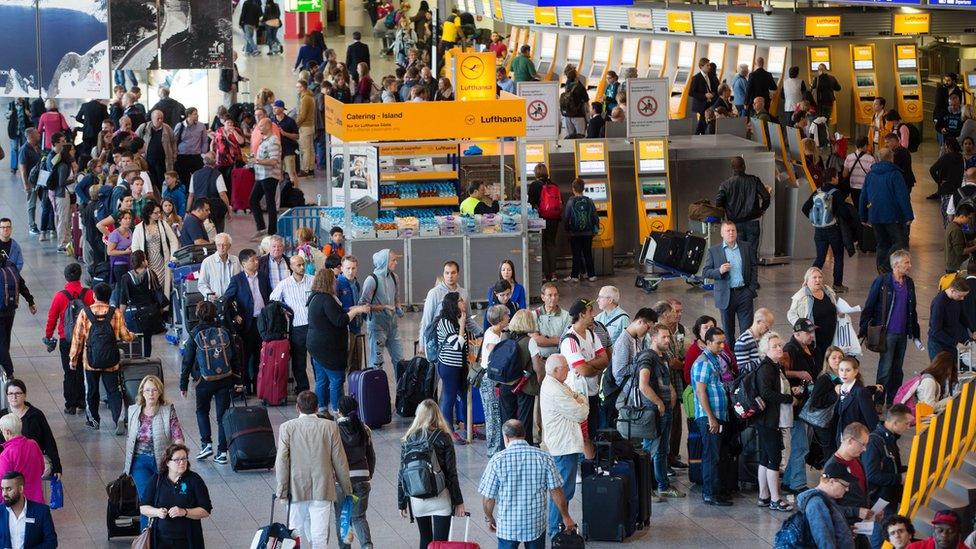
[44,263,94,415]
[906,510,967,549]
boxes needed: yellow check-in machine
[894,44,923,124]
[504,28,524,71]
[669,40,697,119]
[647,39,668,78]
[522,142,549,179]
[619,37,641,75]
[766,45,788,114]
[849,45,879,126]
[807,46,836,124]
[634,139,672,243]
[560,34,586,84]
[707,42,728,82]
[537,32,558,81]
[574,140,614,275]
[525,30,537,59]
[587,36,614,99]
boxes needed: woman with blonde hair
[255,88,276,116]
[787,266,839,366]
[294,226,325,273]
[397,399,465,548]
[123,375,185,529]
[916,351,959,414]
[801,137,826,187]
[753,332,799,512]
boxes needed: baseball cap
[273,100,285,108]
[793,318,817,333]
[568,298,593,319]
[822,461,857,484]
[932,510,961,528]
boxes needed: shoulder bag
[615,364,658,441]
[797,396,834,429]
[865,281,892,354]
[131,476,160,549]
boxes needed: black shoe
[667,468,677,477]
[85,419,99,430]
[926,192,940,200]
[670,460,689,469]
[703,497,733,507]
[64,406,75,415]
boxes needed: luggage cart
[166,266,202,346]
[635,224,714,293]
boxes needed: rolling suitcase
[70,209,82,260]
[631,447,653,527]
[581,473,629,542]
[231,167,255,212]
[650,230,685,268]
[347,367,392,428]
[454,385,485,426]
[859,224,877,253]
[223,397,277,471]
[687,417,703,485]
[678,233,707,273]
[607,459,638,537]
[120,358,163,406]
[257,339,290,406]
[427,513,480,549]
[106,473,140,539]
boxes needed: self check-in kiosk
[537,32,558,81]
[634,139,672,243]
[894,44,923,124]
[574,140,614,275]
[707,42,728,82]
[766,45,787,114]
[504,28,525,71]
[669,41,697,120]
[561,34,586,84]
[736,44,757,73]
[850,45,879,126]
[807,46,835,124]
[647,39,668,78]
[587,36,613,99]
[619,37,640,75]
[966,73,976,105]
[522,142,549,179]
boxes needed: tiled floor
[0,14,952,549]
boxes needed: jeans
[9,135,23,171]
[289,500,332,549]
[195,379,232,453]
[312,360,345,412]
[542,219,559,278]
[416,515,451,549]
[498,535,545,549]
[25,183,37,231]
[548,453,579,537]
[721,286,755,340]
[38,188,54,231]
[0,315,14,377]
[130,453,157,530]
[562,116,585,137]
[783,420,812,490]
[642,410,673,491]
[735,219,761,265]
[59,339,85,408]
[335,479,373,549]
[695,417,724,499]
[141,333,153,359]
[437,361,465,428]
[289,325,310,393]
[250,177,278,233]
[568,235,594,278]
[315,134,327,169]
[264,25,282,53]
[366,313,401,368]
[84,369,122,424]
[243,25,259,54]
[813,225,845,286]
[114,70,137,87]
[876,333,907,406]
[873,223,907,273]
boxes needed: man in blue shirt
[702,221,757,338]
[691,326,732,506]
[179,198,211,247]
[271,100,300,185]
[336,255,364,369]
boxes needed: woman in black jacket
[930,136,966,226]
[117,250,165,358]
[397,399,465,549]
[334,395,375,547]
[0,379,61,480]
[306,269,370,414]
[806,345,844,464]
[834,356,879,444]
[753,333,799,512]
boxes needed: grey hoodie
[418,281,469,351]
[359,249,399,319]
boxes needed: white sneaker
[213,452,229,465]
[196,444,213,460]
[563,275,577,282]
[587,276,598,282]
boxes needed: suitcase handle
[447,512,471,542]
[268,494,292,529]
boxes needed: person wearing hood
[864,404,911,549]
[418,261,469,359]
[334,396,375,549]
[359,249,403,369]
[859,148,914,273]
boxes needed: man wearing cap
[558,297,608,460]
[271,99,300,185]
[906,510,966,549]
[782,317,820,494]
[795,461,859,549]
[825,422,876,546]
[702,220,758,338]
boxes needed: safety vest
[459,196,480,216]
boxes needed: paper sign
[517,81,560,140]
[626,78,669,138]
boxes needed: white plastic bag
[834,314,862,356]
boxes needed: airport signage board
[532,7,557,25]
[666,11,694,34]
[517,81,560,139]
[456,52,498,102]
[805,15,841,37]
[893,13,929,35]
[569,7,596,28]
[726,14,753,37]
[930,0,974,5]
[626,78,669,138]
[627,9,653,30]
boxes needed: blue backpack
[194,326,233,381]
[423,320,442,362]
[808,188,836,228]
[772,492,824,549]
[486,338,522,384]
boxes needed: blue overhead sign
[517,0,632,6]
[930,0,975,5]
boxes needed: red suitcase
[230,167,255,212]
[257,339,290,406]
[427,515,479,549]
[70,209,82,260]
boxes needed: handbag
[798,397,834,429]
[265,18,281,28]
[615,374,658,440]
[865,282,893,354]
[131,518,154,549]
[124,304,165,335]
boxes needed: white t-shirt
[481,329,504,369]
[559,327,606,397]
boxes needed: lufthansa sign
[456,52,498,102]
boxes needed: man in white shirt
[271,255,313,395]
[197,233,242,299]
[0,471,57,548]
[540,354,588,539]
[418,261,468,358]
[559,298,608,460]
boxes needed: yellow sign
[377,143,459,156]
[525,143,547,165]
[570,7,596,29]
[894,13,929,35]
[852,46,873,62]
[627,9,653,30]
[533,7,556,25]
[726,14,753,37]
[324,96,526,142]
[578,141,606,162]
[805,15,841,38]
[639,140,665,160]
[455,52,498,101]
[810,47,831,64]
[666,11,693,34]
[492,0,502,20]
[897,44,917,60]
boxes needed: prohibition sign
[528,100,547,121]
[637,96,657,117]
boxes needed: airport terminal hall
[6,0,976,547]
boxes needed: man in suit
[74,98,108,154]
[275,391,352,549]
[745,57,778,117]
[258,235,291,291]
[701,221,758,338]
[689,57,718,135]
[345,32,371,85]
[222,248,272,394]
[0,471,57,549]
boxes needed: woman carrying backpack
[116,251,167,358]
[398,399,465,549]
[914,351,958,414]
[528,164,561,282]
[479,305,508,458]
[334,396,375,549]
[801,173,850,297]
[562,177,599,282]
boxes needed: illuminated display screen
[899,73,918,86]
[897,58,917,70]
[640,177,667,197]
[639,159,666,173]
[767,46,786,75]
[856,75,875,88]
[970,74,976,88]
[583,182,608,200]
[811,61,830,72]
[677,42,695,68]
[579,161,607,175]
[853,60,873,71]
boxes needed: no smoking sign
[528,100,547,121]
[637,96,658,117]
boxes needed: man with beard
[0,471,57,547]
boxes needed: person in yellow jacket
[459,180,500,216]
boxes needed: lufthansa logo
[465,115,476,125]
[460,57,485,80]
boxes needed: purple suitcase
[347,367,391,428]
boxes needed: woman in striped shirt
[435,292,469,444]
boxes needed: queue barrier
[276,206,326,251]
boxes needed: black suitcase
[120,358,164,407]
[395,357,436,417]
[678,233,707,273]
[737,425,760,491]
[172,244,215,267]
[223,398,277,471]
[631,447,653,527]
[581,473,629,542]
[650,230,685,267]
[687,417,703,484]
[105,473,140,539]
[859,224,877,253]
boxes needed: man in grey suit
[702,221,758,338]
[276,391,352,548]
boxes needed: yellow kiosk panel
[635,139,671,240]
[726,14,753,37]
[849,44,878,125]
[805,16,841,38]
[893,13,929,35]
[533,7,556,26]
[809,47,831,74]
[523,143,547,176]
[667,11,694,34]
[895,44,923,123]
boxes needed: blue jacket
[859,273,920,339]
[1,239,23,273]
[795,488,855,549]
[336,274,361,334]
[0,500,58,549]
[731,74,748,107]
[486,282,526,311]
[928,291,971,352]
[162,184,187,217]
[222,271,272,332]
[859,161,914,225]
[862,423,903,505]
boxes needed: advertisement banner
[110,0,160,71]
[0,1,41,96]
[455,52,497,102]
[517,81,559,140]
[626,78,669,138]
[160,0,233,69]
[330,143,378,207]
[39,0,110,99]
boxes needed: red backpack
[538,183,563,220]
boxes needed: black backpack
[731,367,766,420]
[772,492,826,548]
[395,357,436,417]
[898,123,921,153]
[399,430,446,499]
[84,306,120,370]
[257,301,291,341]
[61,288,89,346]
[279,179,306,208]
[0,264,19,312]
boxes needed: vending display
[849,44,878,125]
[894,44,923,123]
[707,42,727,81]
[736,44,756,72]
[522,143,548,177]
[587,36,613,91]
[634,138,671,241]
